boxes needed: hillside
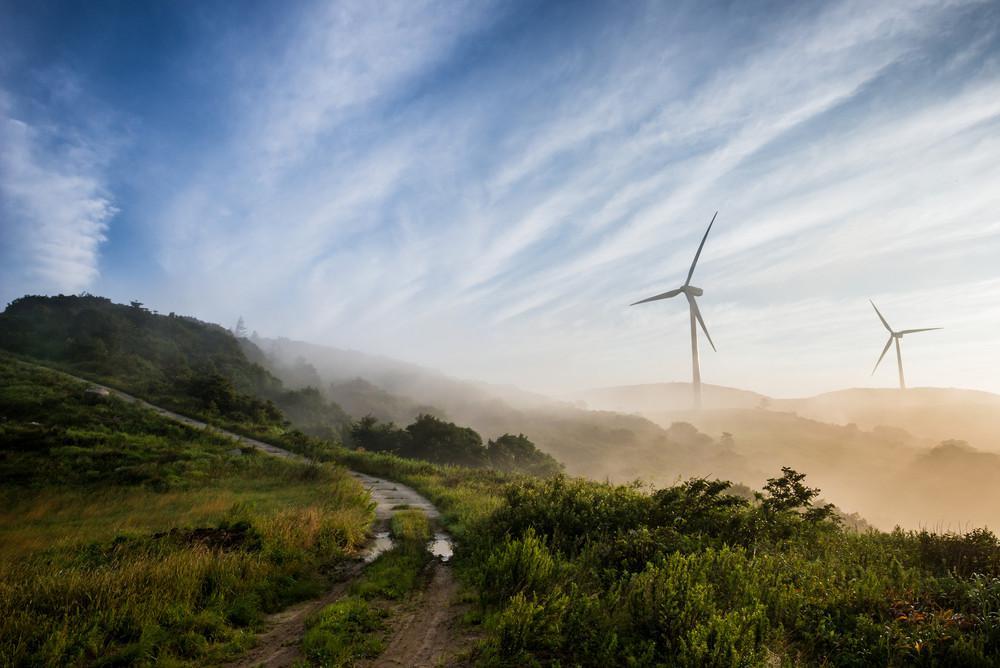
[574,382,769,412]
[249,334,1000,529]
[8,295,1000,530]
[0,356,372,665]
[250,336,741,483]
[0,296,563,475]
[772,387,1000,452]
[0,295,351,439]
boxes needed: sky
[1,0,999,398]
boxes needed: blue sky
[2,0,1000,397]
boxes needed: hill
[250,336,743,484]
[0,296,564,474]
[574,382,769,412]
[570,380,1000,527]
[247,335,1000,529]
[0,295,352,439]
[9,295,1000,530]
[772,387,1000,452]
[0,355,371,665]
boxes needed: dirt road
[31,363,471,667]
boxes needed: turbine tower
[631,212,718,410]
[870,301,941,390]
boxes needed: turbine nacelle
[684,285,704,297]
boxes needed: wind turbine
[870,301,941,390]
[631,212,718,410]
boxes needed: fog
[4,0,1000,532]
[250,333,1000,532]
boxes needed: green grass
[302,596,388,667]
[9,340,1000,666]
[324,448,1000,667]
[302,510,434,666]
[0,358,373,666]
[390,509,433,543]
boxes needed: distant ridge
[772,387,1000,452]
[573,382,769,413]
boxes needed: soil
[45,366,475,668]
[227,561,363,668]
[368,561,479,668]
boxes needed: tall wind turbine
[870,301,942,390]
[631,212,718,410]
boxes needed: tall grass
[302,510,435,667]
[328,449,1000,666]
[0,358,374,666]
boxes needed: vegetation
[0,357,372,666]
[0,295,563,474]
[6,295,1000,666]
[331,450,1000,667]
[350,414,562,475]
[0,294,350,439]
[302,510,434,666]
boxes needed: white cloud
[140,0,1000,396]
[0,99,115,296]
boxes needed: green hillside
[0,295,561,475]
[0,356,371,665]
[0,294,340,434]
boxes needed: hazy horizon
[3,0,999,398]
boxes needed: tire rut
[23,362,471,667]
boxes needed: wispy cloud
[7,0,999,395]
[0,91,116,296]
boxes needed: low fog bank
[252,336,1000,532]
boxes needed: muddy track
[227,561,362,668]
[28,363,472,667]
[370,562,477,668]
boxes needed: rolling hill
[5,295,1000,530]
[574,382,769,413]
[772,387,1000,452]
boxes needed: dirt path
[370,562,476,668]
[228,561,362,668]
[29,362,472,667]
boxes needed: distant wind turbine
[631,212,718,410]
[870,300,942,390]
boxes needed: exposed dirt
[369,561,478,668]
[227,561,364,668]
[38,364,473,667]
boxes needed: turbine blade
[631,288,682,306]
[872,336,893,375]
[684,211,718,286]
[691,298,717,352]
[870,300,893,333]
[897,327,943,335]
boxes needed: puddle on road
[363,531,395,563]
[363,531,453,563]
[427,532,454,562]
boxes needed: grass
[10,346,1000,665]
[302,510,434,667]
[325,448,1000,667]
[0,358,374,666]
[302,597,389,666]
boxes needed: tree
[233,316,247,338]
[760,467,836,523]
[350,415,408,453]
[487,433,562,476]
[404,414,486,466]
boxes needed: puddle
[427,532,454,562]
[363,531,395,563]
